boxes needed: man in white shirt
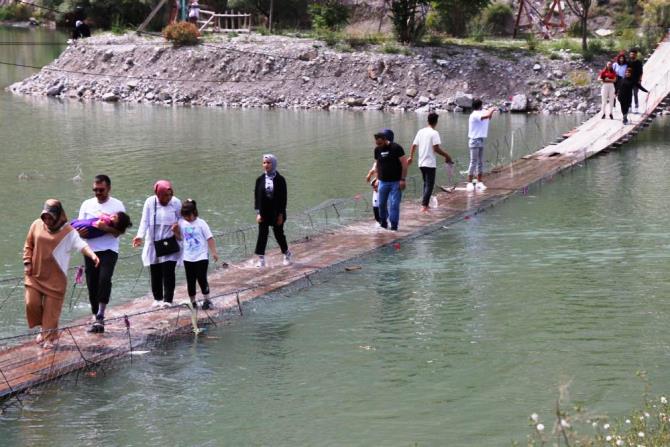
[408,112,453,212]
[467,99,497,192]
[77,174,126,333]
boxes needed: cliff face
[9,33,604,114]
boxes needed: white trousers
[601,83,615,116]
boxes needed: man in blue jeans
[373,129,408,231]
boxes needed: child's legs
[184,261,198,298]
[193,260,210,295]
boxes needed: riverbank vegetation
[520,375,670,446]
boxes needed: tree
[565,0,593,52]
[390,0,429,44]
[431,0,490,37]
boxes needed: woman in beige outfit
[23,199,99,349]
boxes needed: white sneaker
[466,182,475,192]
[255,256,266,268]
[476,182,487,191]
[151,300,163,309]
[162,301,174,308]
[282,251,292,266]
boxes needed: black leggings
[420,166,436,207]
[255,221,289,256]
[85,250,118,315]
[184,259,209,298]
[149,261,177,303]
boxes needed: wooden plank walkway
[2,36,670,400]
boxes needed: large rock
[102,92,119,102]
[298,49,318,61]
[417,96,430,106]
[453,92,473,109]
[102,50,114,62]
[510,94,528,112]
[368,60,385,80]
[46,84,63,96]
[405,88,418,97]
[345,97,365,107]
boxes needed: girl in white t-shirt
[179,199,219,310]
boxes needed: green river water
[1,26,670,446]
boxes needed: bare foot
[35,333,44,344]
[420,206,429,213]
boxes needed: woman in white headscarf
[253,154,292,267]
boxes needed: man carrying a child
[77,174,127,333]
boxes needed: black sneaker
[87,318,104,334]
[202,299,213,310]
[190,301,198,310]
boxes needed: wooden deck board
[1,35,670,400]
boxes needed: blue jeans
[378,180,402,230]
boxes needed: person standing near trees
[77,174,126,334]
[24,200,99,349]
[612,52,628,105]
[407,112,453,213]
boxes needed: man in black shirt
[629,49,644,112]
[373,129,408,231]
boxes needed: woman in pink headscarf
[132,181,182,308]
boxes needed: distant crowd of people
[599,48,647,125]
[23,155,290,348]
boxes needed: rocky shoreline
[9,33,609,114]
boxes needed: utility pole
[268,0,274,32]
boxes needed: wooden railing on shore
[198,9,251,33]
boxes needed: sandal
[35,333,44,344]
[42,340,55,350]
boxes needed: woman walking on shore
[253,154,292,268]
[23,199,99,349]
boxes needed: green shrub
[110,16,126,35]
[0,4,33,21]
[316,29,341,46]
[525,32,538,51]
[480,3,513,36]
[642,0,670,29]
[567,19,586,37]
[381,42,401,53]
[467,19,489,42]
[163,22,200,46]
[615,11,637,34]
[569,70,591,87]
[308,0,349,31]
[587,38,606,54]
[256,25,270,35]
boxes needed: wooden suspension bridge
[1,35,670,401]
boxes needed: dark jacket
[254,172,287,223]
[617,77,648,104]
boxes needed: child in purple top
[71,212,132,239]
